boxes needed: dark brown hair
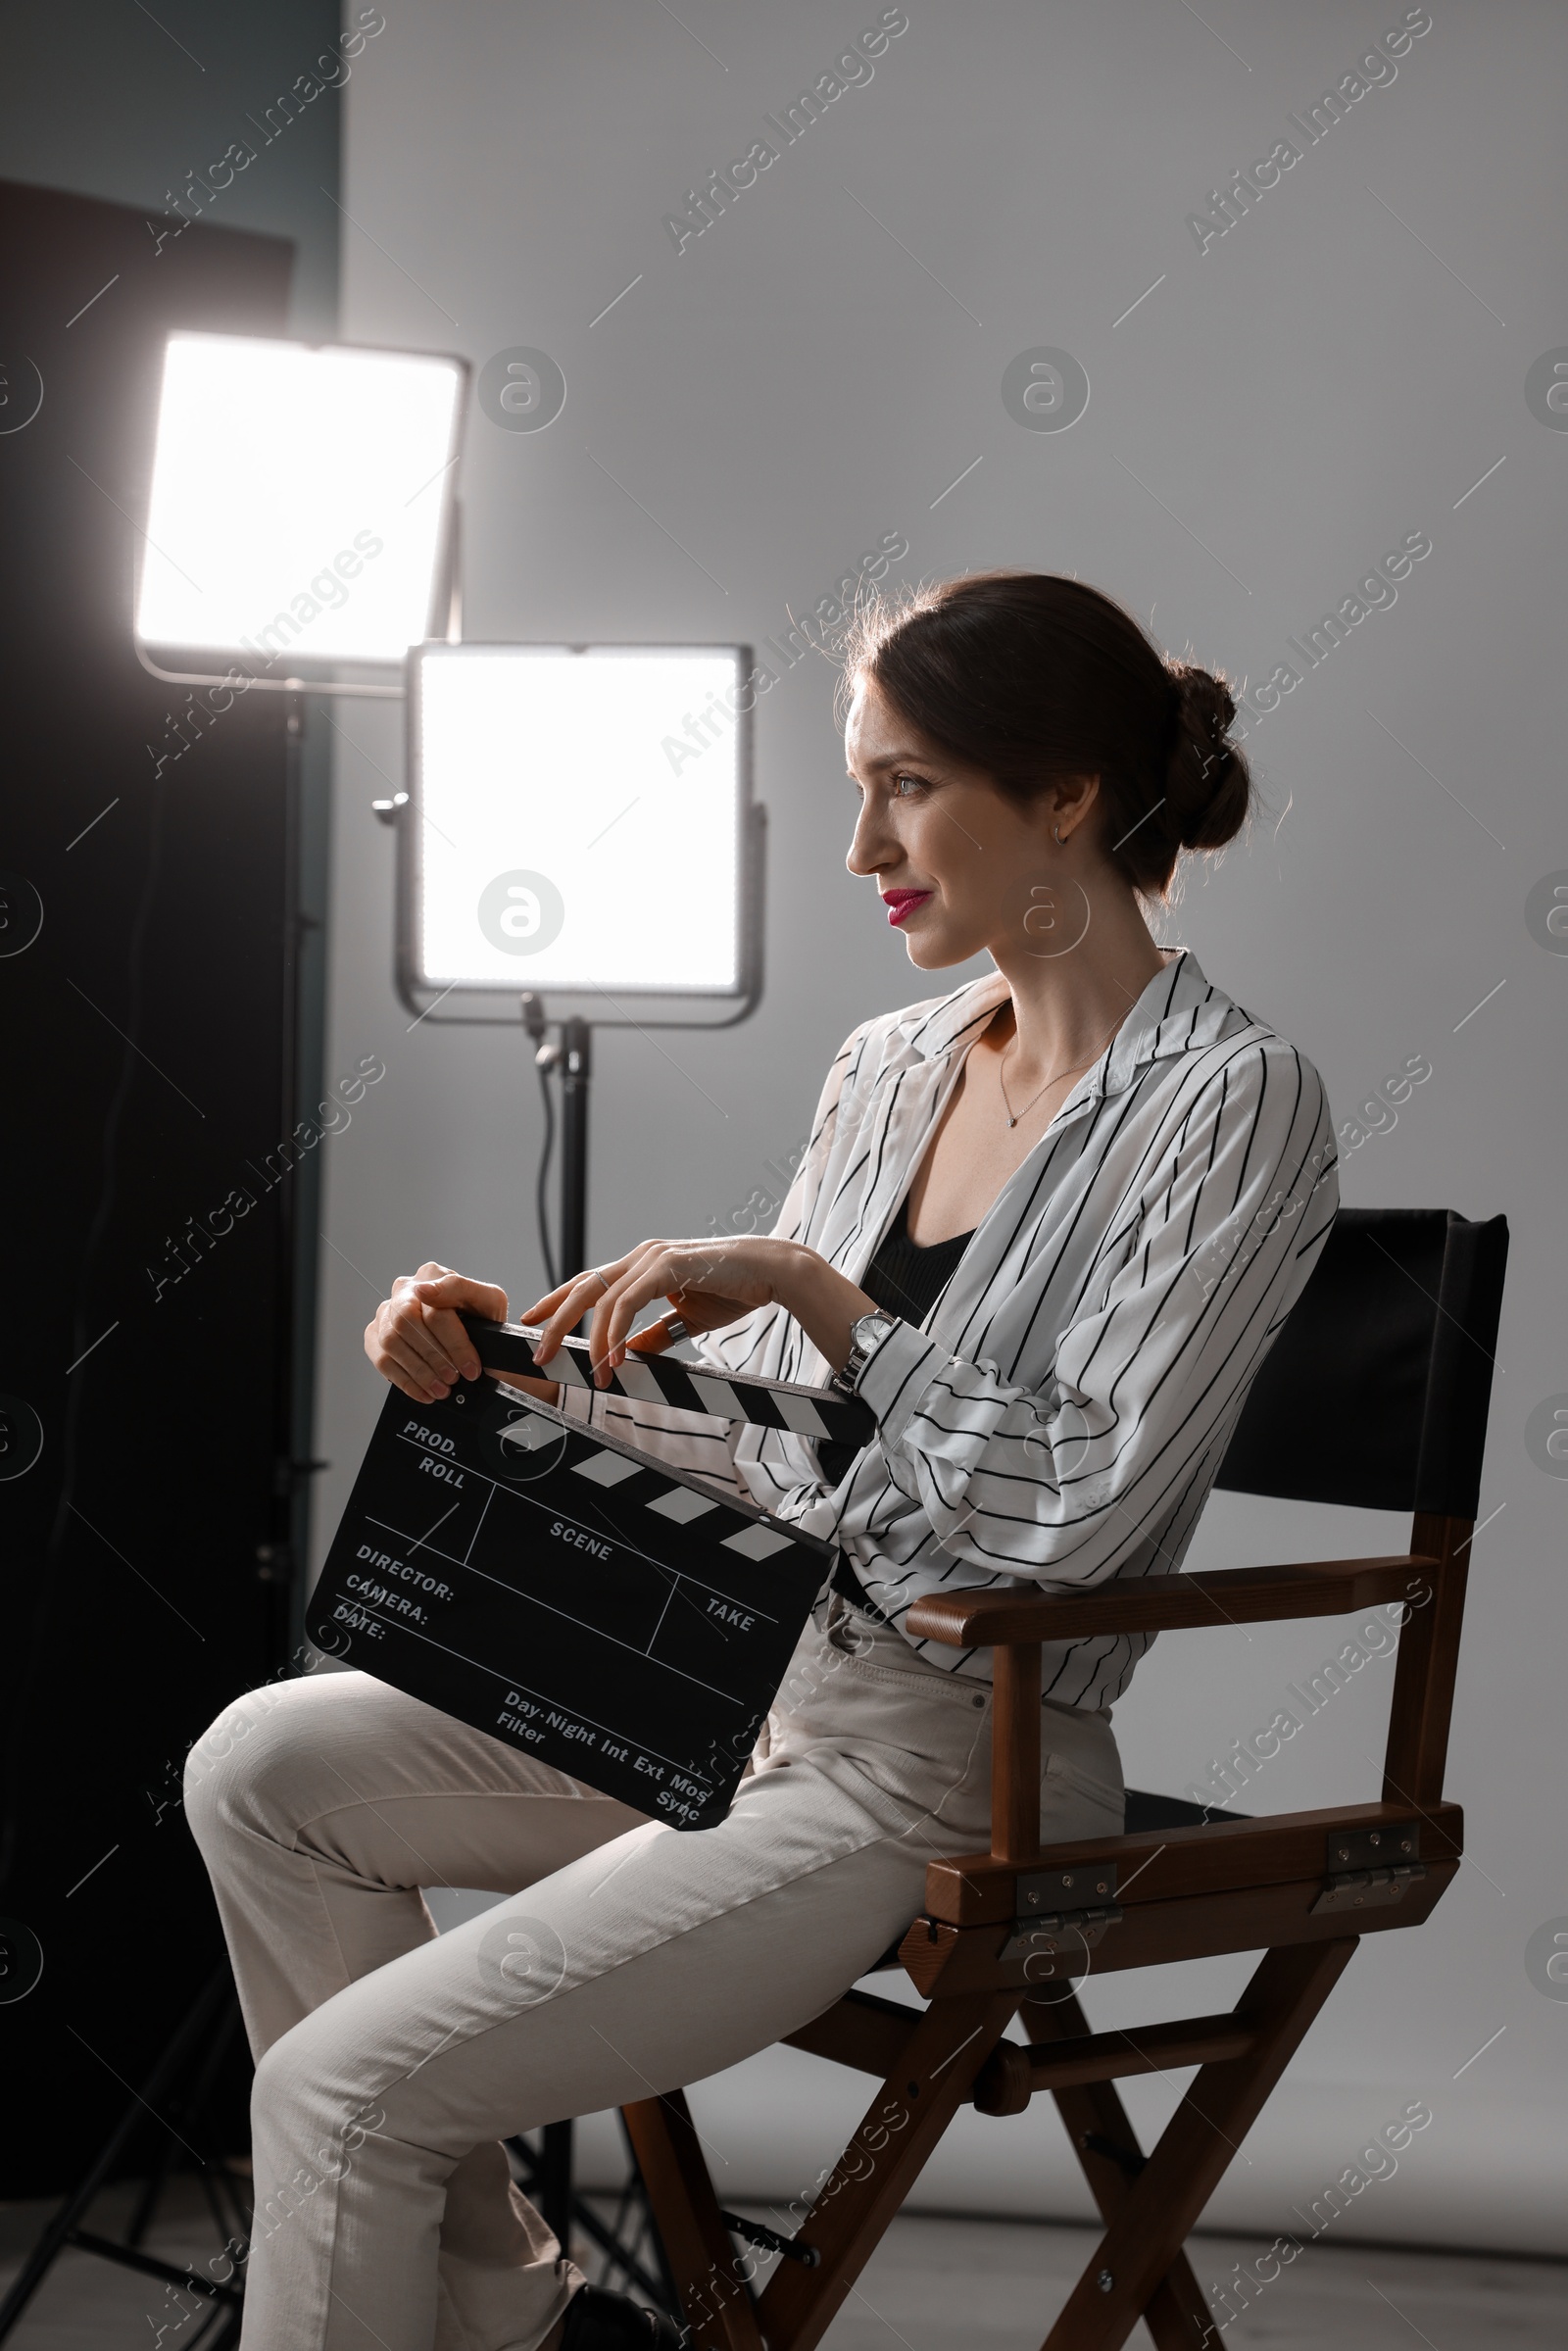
[840,570,1251,898]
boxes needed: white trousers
[184,1597,1124,2351]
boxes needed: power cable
[521,994,559,1294]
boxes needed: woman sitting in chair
[188,573,1337,2351]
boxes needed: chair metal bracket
[1313,1820,1426,1914]
[1311,1863,1427,1915]
[999,1905,1124,1976]
[1015,1863,1118,1916]
[1327,1822,1421,1871]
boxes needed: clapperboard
[307,1320,876,1830]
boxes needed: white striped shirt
[565,950,1338,1710]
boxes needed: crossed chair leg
[623,1935,1358,2351]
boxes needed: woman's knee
[182,1672,354,1857]
[252,2010,386,2163]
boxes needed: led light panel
[135,332,465,664]
[411,645,750,1000]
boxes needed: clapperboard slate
[308,1319,876,1829]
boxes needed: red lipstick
[882,889,933,927]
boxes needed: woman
[187,573,1337,2351]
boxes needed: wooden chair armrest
[922,1800,1464,1925]
[904,1555,1437,1649]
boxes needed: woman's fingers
[411,1323,465,1392]
[382,1305,461,1395]
[376,1331,453,1403]
[409,1269,509,1319]
[364,1298,450,1388]
[396,1293,468,1379]
[590,1262,675,1381]
[415,1299,484,1384]
[522,1281,601,1364]
[593,1255,754,1375]
[625,1314,681,1356]
[580,1267,655,1383]
[527,1248,659,1385]
[521,1274,585,1324]
[523,1251,637,1329]
[527,1248,658,1367]
[523,1239,780,1383]
[408,1272,509,1383]
[365,1266,512,1398]
[590,1256,768,1377]
[526,1270,612,1366]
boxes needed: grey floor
[2,2175,1564,2348]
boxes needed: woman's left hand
[523,1236,871,1386]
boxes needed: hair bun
[1164,662,1249,852]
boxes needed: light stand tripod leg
[0,1963,234,2340]
[126,1990,246,2251]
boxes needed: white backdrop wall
[315,0,1568,2254]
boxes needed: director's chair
[616,1205,1508,2351]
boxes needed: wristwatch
[834,1310,900,1396]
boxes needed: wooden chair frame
[619,1513,1470,2351]
[616,1200,1509,2350]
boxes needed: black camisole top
[815,1196,973,1489]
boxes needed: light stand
[388,643,764,2281]
[561,1017,592,1285]
[0,1966,250,2347]
[522,997,593,1316]
[0,326,470,2346]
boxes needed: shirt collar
[901,948,1238,1103]
[1097,949,1235,1099]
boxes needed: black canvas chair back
[1124,1207,1508,1841]
[1215,1206,1508,1517]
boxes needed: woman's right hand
[364,1262,560,1408]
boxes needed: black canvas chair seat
[1123,1788,1249,1832]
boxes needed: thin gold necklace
[997,1014,1122,1129]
